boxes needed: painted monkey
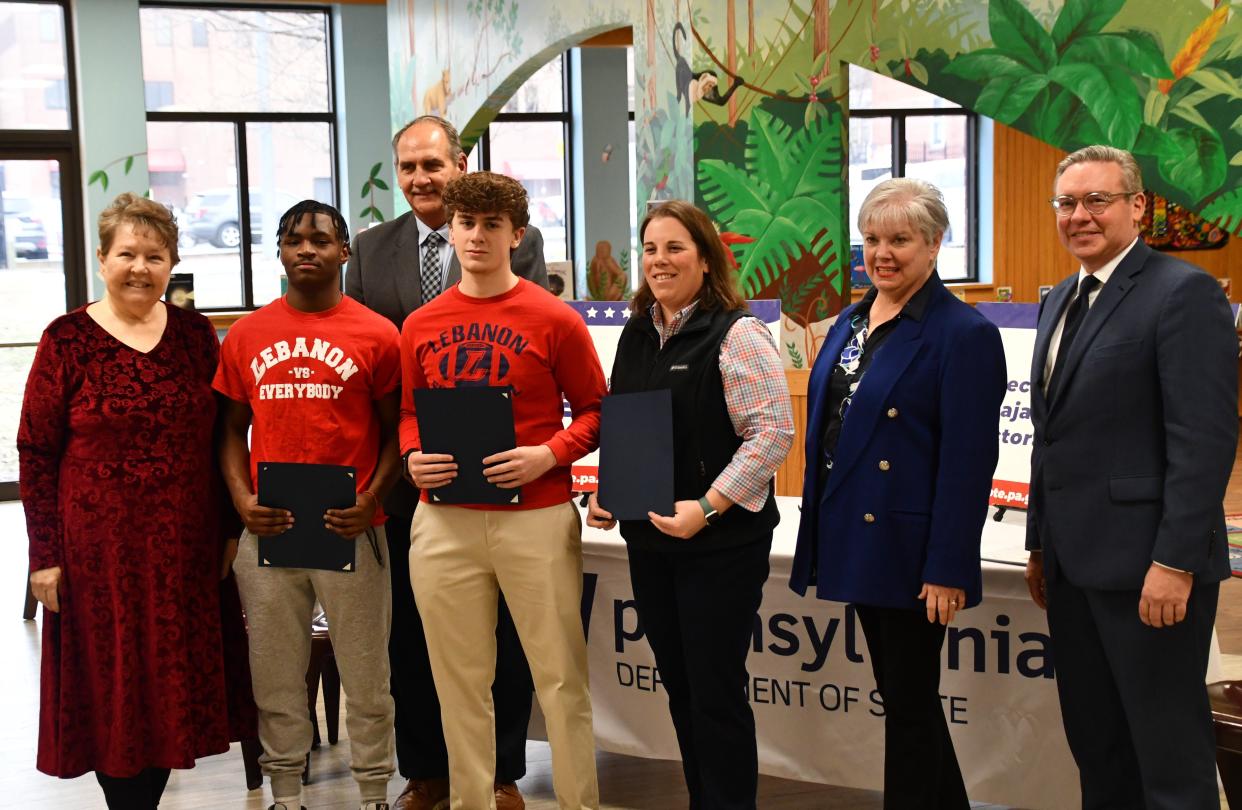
[673,22,745,115]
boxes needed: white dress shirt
[1041,237,1139,393]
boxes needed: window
[43,78,66,110]
[191,17,207,47]
[140,4,336,310]
[471,56,572,263]
[0,0,84,497]
[0,1,71,129]
[153,14,172,46]
[848,64,978,282]
[38,5,55,41]
[143,80,173,109]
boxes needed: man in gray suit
[1025,145,1237,810]
[347,115,544,810]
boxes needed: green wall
[390,0,1242,365]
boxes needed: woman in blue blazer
[790,178,1006,809]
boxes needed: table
[576,497,1079,809]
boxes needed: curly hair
[442,171,530,230]
[630,200,745,316]
[98,192,181,266]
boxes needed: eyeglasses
[1049,191,1138,217]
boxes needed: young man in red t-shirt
[400,172,605,810]
[216,201,400,810]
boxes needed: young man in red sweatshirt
[217,201,400,810]
[400,172,605,810]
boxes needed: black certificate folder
[257,462,357,572]
[598,389,674,521]
[414,386,520,505]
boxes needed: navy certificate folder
[257,462,357,572]
[414,385,520,505]
[598,389,674,520]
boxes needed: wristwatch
[698,496,721,525]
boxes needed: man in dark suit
[346,115,545,810]
[1025,144,1237,810]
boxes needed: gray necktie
[420,232,443,306]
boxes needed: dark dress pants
[854,604,969,810]
[386,510,534,782]
[95,767,171,809]
[627,535,772,810]
[1046,565,1219,810]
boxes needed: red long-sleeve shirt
[399,278,606,509]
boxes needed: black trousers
[1046,567,1219,810]
[386,510,534,782]
[95,767,171,810]
[627,535,772,810]
[854,605,969,810]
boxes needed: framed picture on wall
[1141,192,1229,251]
[166,273,195,309]
[546,261,573,300]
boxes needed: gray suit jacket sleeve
[513,225,549,290]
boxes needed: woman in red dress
[19,193,254,809]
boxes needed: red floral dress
[19,304,255,778]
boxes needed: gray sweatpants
[234,528,395,804]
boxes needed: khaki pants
[409,501,599,810]
[234,528,395,804]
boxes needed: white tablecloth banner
[578,499,1081,810]
[977,303,1039,509]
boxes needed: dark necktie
[1046,274,1101,401]
[420,232,443,306]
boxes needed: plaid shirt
[651,302,794,512]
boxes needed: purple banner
[977,302,1039,329]
[565,299,781,325]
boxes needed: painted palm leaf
[698,105,844,299]
[728,210,817,297]
[697,159,780,224]
[744,109,799,191]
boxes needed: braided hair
[274,199,350,255]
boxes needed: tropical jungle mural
[390,0,1242,366]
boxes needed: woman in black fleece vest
[587,200,793,810]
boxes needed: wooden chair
[23,579,37,620]
[1207,680,1242,807]
[242,609,341,789]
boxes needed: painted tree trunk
[747,0,755,56]
[814,0,829,62]
[727,0,738,126]
[646,0,657,109]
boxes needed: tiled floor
[0,498,1009,810]
[2,490,1234,808]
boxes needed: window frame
[849,105,980,282]
[472,53,576,266]
[141,1,340,312]
[0,0,85,499]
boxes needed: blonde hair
[1055,145,1143,194]
[97,192,180,266]
[858,177,949,246]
